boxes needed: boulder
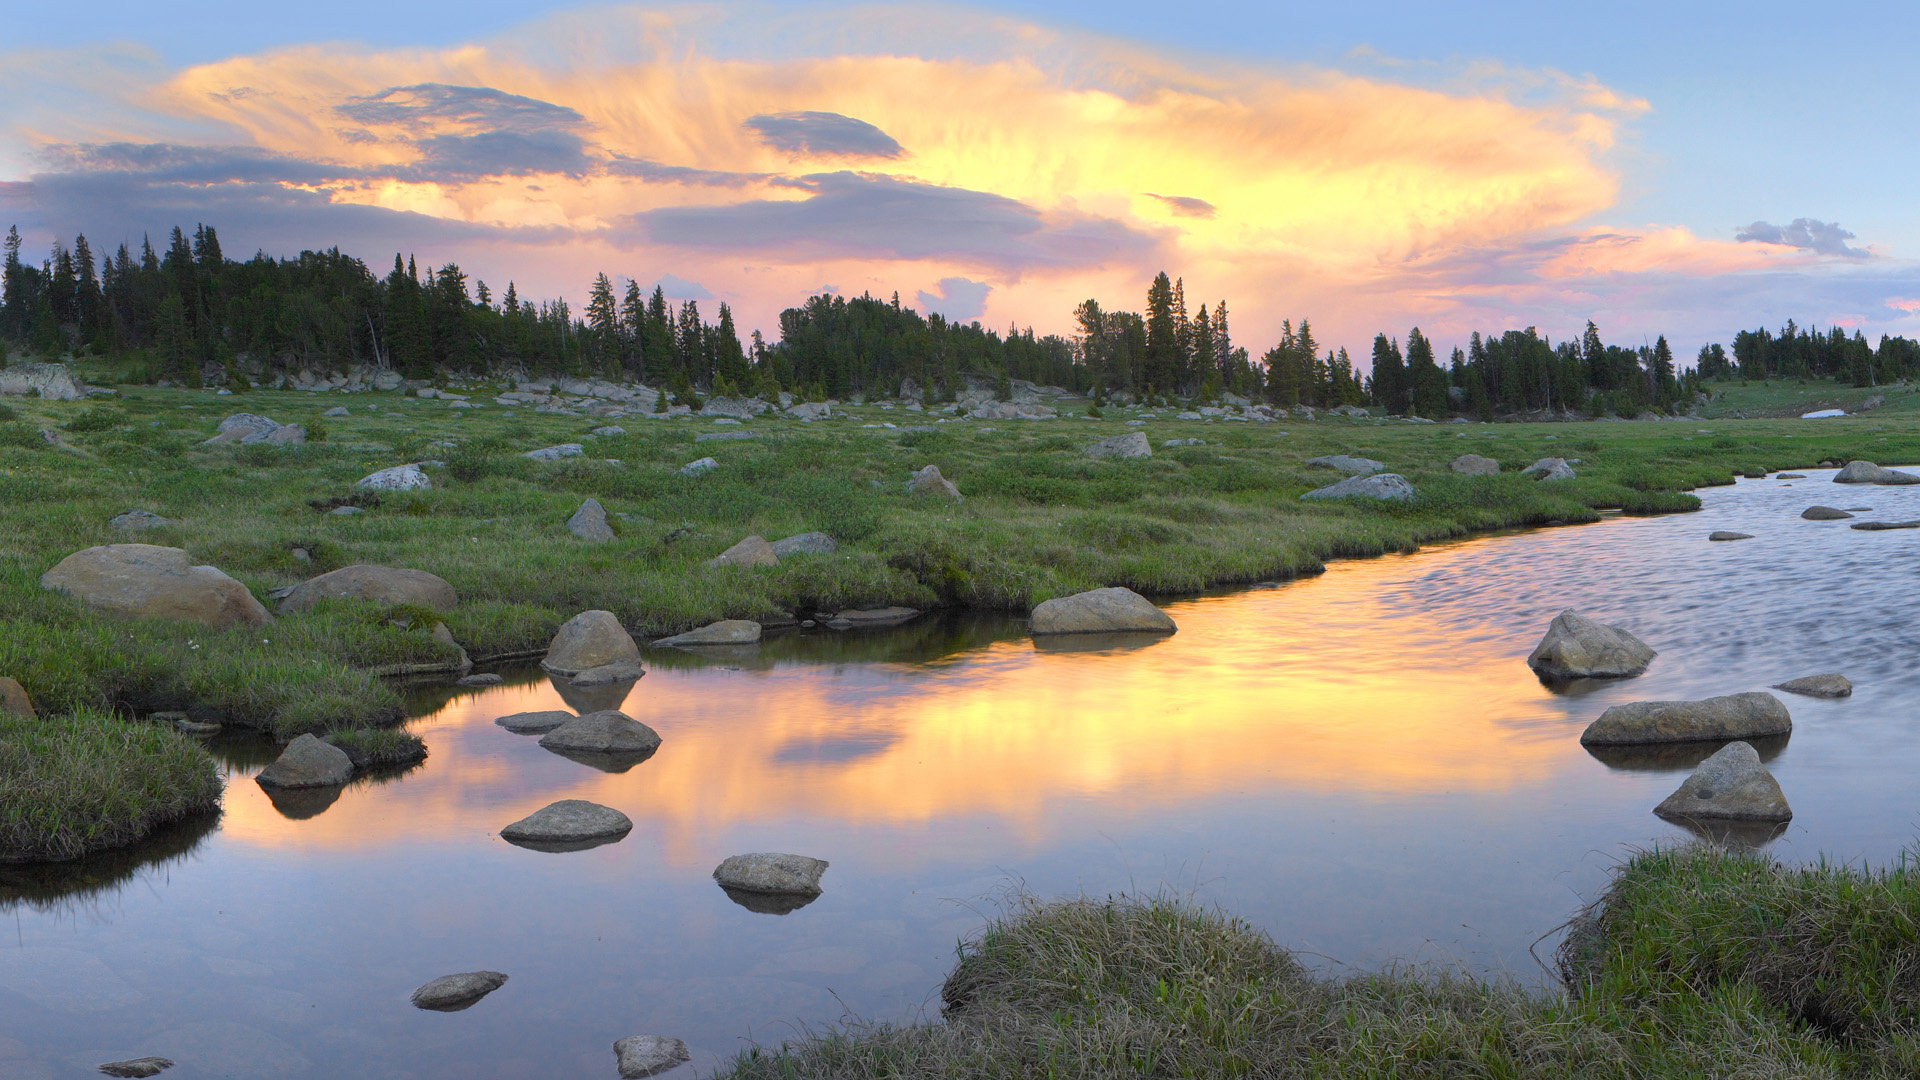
[1030,587,1176,635]
[0,361,87,400]
[1802,505,1854,520]
[1087,431,1151,459]
[109,509,172,531]
[323,406,351,417]
[1522,457,1576,481]
[524,443,584,461]
[538,710,662,755]
[1834,460,1920,485]
[770,532,837,557]
[1525,610,1655,679]
[569,661,648,687]
[591,425,627,437]
[1329,404,1370,418]
[1300,473,1415,501]
[707,536,778,568]
[500,799,632,852]
[786,402,832,420]
[1773,673,1851,698]
[409,971,509,1011]
[615,1035,692,1079]
[1851,520,1920,530]
[354,463,432,492]
[1306,454,1386,475]
[281,564,457,614]
[567,498,616,542]
[1653,741,1792,823]
[713,852,829,896]
[97,1058,174,1078]
[41,544,271,629]
[201,414,290,445]
[1580,692,1792,746]
[542,610,640,675]
[495,710,576,734]
[677,457,718,475]
[1449,454,1501,475]
[1708,531,1753,541]
[0,676,34,718]
[256,734,354,788]
[907,464,962,499]
[653,619,763,647]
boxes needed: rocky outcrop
[1306,455,1386,475]
[280,565,457,613]
[256,734,354,788]
[653,619,763,647]
[538,710,662,756]
[1834,460,1920,485]
[907,464,962,499]
[1653,741,1792,822]
[1522,457,1576,481]
[615,1035,691,1079]
[1087,432,1151,459]
[1708,531,1753,541]
[354,463,432,491]
[410,971,509,1011]
[500,800,633,852]
[495,710,576,734]
[41,544,271,629]
[1773,673,1851,698]
[0,362,87,400]
[0,677,34,718]
[1300,473,1415,501]
[713,852,828,896]
[1030,587,1176,635]
[771,532,837,557]
[542,611,640,675]
[707,536,778,568]
[1525,610,1655,679]
[109,509,172,531]
[1580,692,1791,746]
[1449,454,1500,475]
[567,498,615,542]
[1802,505,1854,520]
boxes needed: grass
[0,711,222,863]
[325,726,429,769]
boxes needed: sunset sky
[4,0,1915,363]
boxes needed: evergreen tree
[1407,327,1448,418]
[1143,272,1178,396]
[1370,334,1408,413]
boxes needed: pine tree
[1143,272,1178,397]
[1407,327,1448,418]
[1371,334,1408,413]
[586,272,619,375]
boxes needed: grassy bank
[722,844,1920,1079]
[0,712,221,863]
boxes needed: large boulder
[1834,460,1920,485]
[280,565,456,613]
[1300,473,1415,501]
[1802,505,1854,520]
[1306,454,1386,475]
[1580,692,1792,746]
[354,463,432,492]
[907,464,962,499]
[410,971,508,1011]
[0,362,87,400]
[1030,587,1176,635]
[1522,457,1576,481]
[538,710,662,755]
[707,536,778,568]
[1087,432,1151,459]
[1449,454,1501,475]
[1653,741,1792,822]
[770,532,837,557]
[542,610,640,675]
[653,620,762,647]
[256,734,354,788]
[713,852,829,896]
[615,1035,691,1079]
[567,498,616,542]
[0,677,35,718]
[1525,610,1654,679]
[500,800,633,852]
[1773,673,1851,698]
[41,544,271,629]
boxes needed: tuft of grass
[0,712,221,863]
[325,727,427,769]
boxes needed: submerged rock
[1300,473,1415,501]
[1525,610,1655,679]
[1773,673,1852,698]
[1580,692,1791,746]
[409,970,509,1011]
[831,606,921,627]
[713,852,829,896]
[97,1058,174,1078]
[1306,454,1386,475]
[281,564,457,613]
[1653,741,1792,823]
[1449,454,1500,475]
[1707,531,1754,541]
[41,544,271,629]
[542,610,640,675]
[256,734,354,788]
[1801,505,1854,520]
[495,710,575,734]
[1030,587,1176,635]
[567,498,616,542]
[770,531,837,557]
[653,619,762,647]
[1086,431,1151,459]
[615,1034,691,1078]
[707,535,778,568]
[1851,520,1920,530]
[500,799,632,852]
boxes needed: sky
[4,0,1918,363]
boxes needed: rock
[1773,673,1851,698]
[330,505,363,517]
[1162,438,1204,447]
[1708,531,1753,541]
[524,443,584,461]
[256,734,355,788]
[1777,473,1807,479]
[109,509,172,531]
[1329,404,1369,418]
[1834,460,1920,485]
[281,565,456,613]
[677,457,718,475]
[201,413,295,445]
[542,610,641,675]
[567,498,616,542]
[354,463,432,491]
[500,799,632,852]
[495,710,576,734]
[538,710,662,755]
[824,618,855,630]
[97,1058,175,1078]
[1087,431,1152,459]
[906,464,962,499]
[41,544,272,629]
[770,532,837,557]
[832,606,921,627]
[707,535,778,568]
[1525,610,1655,679]
[0,676,35,718]
[614,1034,691,1078]
[1581,692,1792,746]
[713,852,829,896]
[569,661,648,687]
[1030,587,1176,635]
[1449,454,1500,475]
[409,971,509,1011]
[591,425,626,436]
[0,361,87,400]
[1300,473,1416,501]
[1851,520,1920,530]
[695,430,759,442]
[1522,457,1576,481]
[786,402,831,420]
[321,406,350,417]
[1653,741,1792,823]
[1802,505,1854,520]
[1306,454,1386,475]
[456,673,503,687]
[653,619,762,647]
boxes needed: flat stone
[1449,453,1500,475]
[0,676,35,718]
[409,970,508,1011]
[495,710,576,734]
[1522,456,1576,481]
[41,544,272,629]
[1030,587,1176,635]
[770,532,837,557]
[1300,473,1415,501]
[523,443,584,461]
[542,610,641,675]
[455,673,503,687]
[707,535,778,568]
[538,710,662,755]
[1087,431,1151,459]
[256,733,354,788]
[906,464,962,499]
[570,661,648,687]
[677,457,718,475]
[322,406,350,417]
[1654,741,1792,823]
[98,1058,174,1078]
[1526,609,1655,679]
[1773,673,1851,698]
[615,1034,691,1078]
[109,509,172,531]
[500,799,632,852]
[832,606,921,627]
[280,564,457,613]
[654,619,763,647]
[1777,473,1807,479]
[1708,531,1753,541]
[713,852,829,895]
[1581,691,1792,746]
[1851,520,1920,530]
[568,498,616,542]
[1802,505,1854,520]
[1306,454,1386,475]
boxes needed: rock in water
[354,463,432,492]
[567,498,616,542]
[1449,454,1500,475]
[41,544,272,629]
[109,509,172,531]
[542,610,640,675]
[97,1058,174,1078]
[1030,587,1176,635]
[256,734,355,788]
[538,711,662,755]
[1300,473,1415,501]
[770,532,837,557]
[1851,520,1920,530]
[706,536,778,568]
[500,800,632,851]
[1580,692,1791,746]
[653,620,763,647]
[1802,505,1854,520]
[1525,609,1655,679]
[1834,460,1920,485]
[831,607,921,627]
[1086,431,1152,459]
[614,1035,691,1078]
[906,464,963,499]
[280,564,457,613]
[409,971,509,1011]
[495,710,575,734]
[1522,457,1576,481]
[1306,454,1386,475]
[1708,531,1753,541]
[570,661,648,687]
[1653,741,1792,823]
[1773,673,1852,698]
[713,852,829,896]
[0,676,36,718]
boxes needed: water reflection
[0,812,220,913]
[1584,733,1790,771]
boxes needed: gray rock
[256,734,354,788]
[1306,454,1386,475]
[831,606,921,627]
[1802,505,1854,520]
[1708,531,1753,541]
[1162,438,1204,447]
[770,532,837,557]
[322,406,350,417]
[1581,692,1792,746]
[1449,453,1500,475]
[707,535,778,568]
[1522,457,1576,481]
[500,799,632,851]
[1773,673,1851,698]
[695,430,759,442]
[1087,431,1152,459]
[713,852,828,895]
[1654,741,1792,823]
[108,509,173,531]
[281,564,457,613]
[1526,610,1655,679]
[569,661,648,687]
[542,610,641,675]
[1834,460,1920,484]
[1300,473,1415,501]
[495,710,576,734]
[523,443,584,461]
[97,1058,175,1078]
[615,1034,691,1078]
[906,464,962,499]
[703,395,768,418]
[567,498,616,542]
[455,673,503,687]
[1851,520,1920,530]
[1328,404,1369,417]
[354,463,432,492]
[1030,587,1176,635]
[591,425,626,436]
[786,401,832,420]
[538,710,662,755]
[0,361,87,400]
[330,505,364,517]
[653,619,763,647]
[41,544,272,629]
[677,456,718,475]
[409,970,509,1011]
[200,413,279,444]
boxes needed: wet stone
[410,970,508,1011]
[615,1034,691,1078]
[98,1058,174,1078]
[495,710,575,734]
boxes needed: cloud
[605,156,767,187]
[743,111,904,159]
[412,129,592,180]
[1735,218,1869,258]
[44,142,365,185]
[652,272,712,299]
[917,276,992,321]
[1146,194,1216,218]
[335,83,585,134]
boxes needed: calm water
[7,469,1920,1078]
